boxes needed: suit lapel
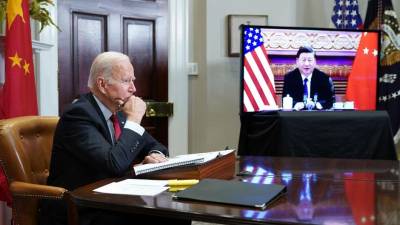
[310,70,319,97]
[295,69,304,97]
[84,93,114,144]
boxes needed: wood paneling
[123,18,154,98]
[73,13,107,96]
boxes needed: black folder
[172,179,286,209]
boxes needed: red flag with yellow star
[1,0,38,118]
[345,32,379,110]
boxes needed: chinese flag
[346,32,379,110]
[0,0,39,210]
[1,0,38,118]
[0,170,11,206]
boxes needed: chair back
[0,116,59,225]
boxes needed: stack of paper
[93,179,169,196]
[93,179,201,196]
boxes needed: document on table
[93,179,169,196]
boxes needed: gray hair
[87,51,130,88]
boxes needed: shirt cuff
[148,150,165,157]
[124,120,145,136]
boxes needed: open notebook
[134,149,235,176]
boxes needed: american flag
[331,0,363,29]
[243,27,277,112]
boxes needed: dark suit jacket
[282,68,335,109]
[40,93,168,225]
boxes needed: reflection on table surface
[236,156,400,224]
[71,156,400,225]
[240,174,394,225]
[238,156,400,181]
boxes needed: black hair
[296,46,315,58]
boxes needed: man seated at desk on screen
[40,52,190,225]
[282,46,335,111]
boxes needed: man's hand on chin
[122,96,147,124]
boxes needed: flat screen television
[240,25,380,113]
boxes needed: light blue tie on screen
[303,78,308,102]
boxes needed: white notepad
[93,179,168,196]
[133,149,234,176]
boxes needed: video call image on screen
[241,26,379,113]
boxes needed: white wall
[295,0,335,28]
[168,0,189,156]
[37,0,58,116]
[188,0,207,153]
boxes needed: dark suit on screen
[282,68,335,109]
[40,93,169,225]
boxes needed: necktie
[303,78,308,99]
[111,114,121,140]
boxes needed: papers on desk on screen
[93,179,169,196]
[133,149,235,176]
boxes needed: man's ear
[97,77,107,94]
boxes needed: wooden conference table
[69,156,400,225]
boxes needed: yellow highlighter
[167,179,199,192]
[168,179,199,186]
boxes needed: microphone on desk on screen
[313,93,318,103]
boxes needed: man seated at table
[282,46,335,110]
[40,52,190,225]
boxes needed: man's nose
[129,83,136,93]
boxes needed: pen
[167,179,199,186]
